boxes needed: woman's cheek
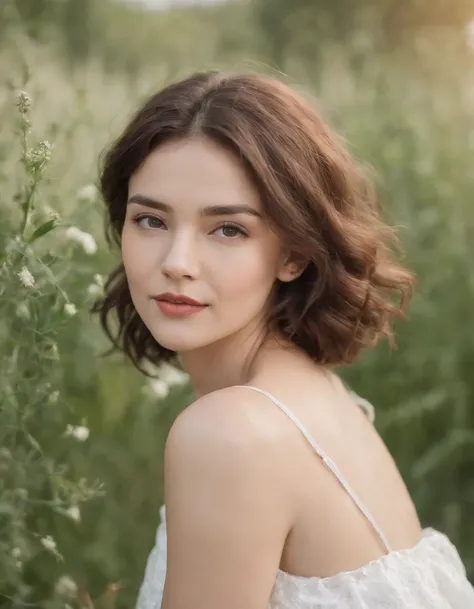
[220,255,273,299]
[123,236,158,283]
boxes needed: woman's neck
[179,329,323,399]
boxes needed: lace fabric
[136,505,474,609]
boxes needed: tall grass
[0,32,473,608]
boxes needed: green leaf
[28,218,58,243]
[25,432,43,455]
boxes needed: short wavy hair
[92,70,415,375]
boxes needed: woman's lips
[154,300,208,318]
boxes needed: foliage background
[0,0,473,607]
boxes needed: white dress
[136,385,474,609]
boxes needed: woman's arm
[161,391,293,609]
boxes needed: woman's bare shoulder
[165,385,283,457]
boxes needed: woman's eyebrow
[127,194,262,218]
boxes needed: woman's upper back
[245,378,422,578]
[136,381,474,609]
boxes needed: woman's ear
[277,253,308,283]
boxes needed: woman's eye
[134,215,164,229]
[131,216,245,237]
[216,224,247,238]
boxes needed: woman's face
[122,135,294,355]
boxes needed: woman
[93,70,474,608]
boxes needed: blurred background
[0,0,473,607]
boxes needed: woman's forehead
[129,137,263,214]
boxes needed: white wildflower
[12,547,22,559]
[16,90,31,114]
[35,140,52,163]
[87,283,102,297]
[55,575,78,598]
[87,273,104,297]
[140,360,160,376]
[157,362,188,386]
[64,302,78,317]
[77,184,98,203]
[48,390,60,404]
[64,226,83,241]
[17,266,35,288]
[65,226,97,255]
[25,140,52,169]
[149,379,169,399]
[93,273,104,287]
[40,535,57,553]
[65,505,81,522]
[81,233,97,254]
[65,425,90,441]
[16,302,30,319]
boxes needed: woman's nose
[160,233,199,280]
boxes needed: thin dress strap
[235,384,392,554]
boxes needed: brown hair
[92,70,415,375]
